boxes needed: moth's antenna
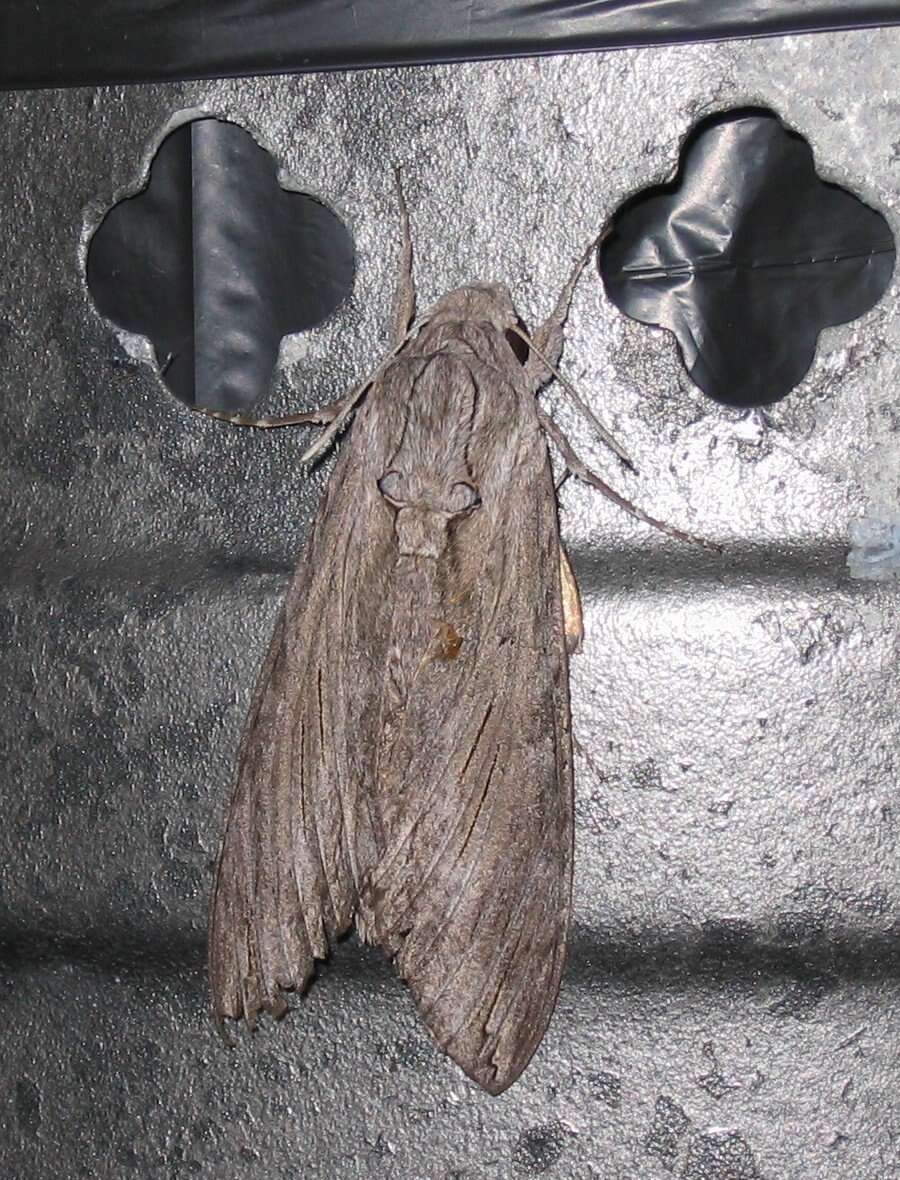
[510,322,635,472]
[513,225,634,471]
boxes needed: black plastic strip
[3,1,899,91]
[86,118,355,411]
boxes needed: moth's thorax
[409,286,526,383]
[375,283,530,560]
[380,363,482,557]
[421,281,519,330]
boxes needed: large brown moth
[206,180,710,1094]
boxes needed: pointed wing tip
[211,983,296,1038]
[463,1054,529,1096]
[439,1021,542,1096]
[480,1070,518,1097]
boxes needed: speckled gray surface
[1,26,899,1180]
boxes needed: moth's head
[425,282,518,329]
[421,282,529,363]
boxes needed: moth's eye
[505,322,529,364]
[446,481,481,514]
[377,470,407,504]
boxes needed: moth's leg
[390,167,417,345]
[524,234,601,385]
[201,170,417,445]
[195,398,348,430]
[539,407,722,552]
[197,176,418,432]
[522,234,634,469]
[559,545,583,654]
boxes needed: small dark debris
[15,1078,42,1137]
[645,1096,691,1169]
[682,1130,761,1180]
[513,1121,568,1174]
[588,1070,622,1108]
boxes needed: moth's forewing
[208,378,404,1022]
[210,287,575,1097]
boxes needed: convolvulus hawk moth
[206,182,712,1094]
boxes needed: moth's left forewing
[208,361,417,1026]
[367,356,574,1095]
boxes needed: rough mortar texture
[1,27,899,1180]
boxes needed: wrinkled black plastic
[599,110,896,407]
[87,118,355,411]
[2,1,898,90]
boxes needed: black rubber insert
[87,118,355,412]
[598,109,896,407]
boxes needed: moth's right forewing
[208,368,409,1026]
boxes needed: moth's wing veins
[208,384,404,1027]
[368,390,574,1094]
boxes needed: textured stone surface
[1,26,899,1180]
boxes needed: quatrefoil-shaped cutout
[87,117,355,412]
[599,109,895,407]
